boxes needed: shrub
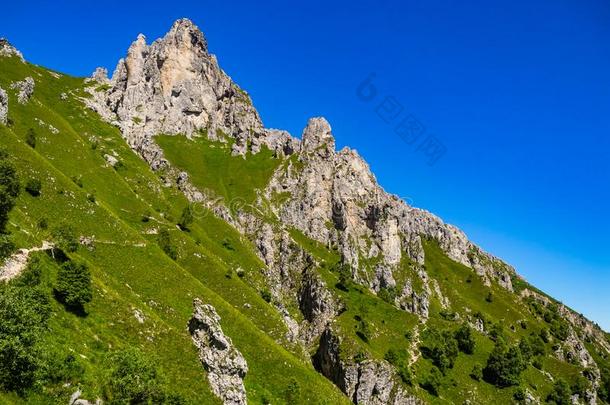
[284,378,301,404]
[420,366,442,396]
[470,364,483,381]
[0,284,51,393]
[454,324,476,354]
[104,348,182,404]
[483,340,527,387]
[25,128,36,148]
[532,357,543,370]
[378,286,397,304]
[157,229,177,260]
[571,375,589,398]
[513,386,526,402]
[25,178,42,196]
[178,205,194,230]
[546,379,571,405]
[485,291,493,303]
[52,224,79,252]
[384,348,412,385]
[37,217,48,230]
[356,317,372,343]
[260,289,272,303]
[0,155,19,231]
[420,328,459,373]
[334,264,353,292]
[0,235,15,260]
[54,261,93,309]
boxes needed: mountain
[0,18,608,405]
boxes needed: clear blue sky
[3,0,609,330]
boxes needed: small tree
[284,378,301,404]
[0,235,15,260]
[105,348,180,404]
[483,340,527,387]
[25,178,41,197]
[546,379,572,405]
[455,324,476,354]
[470,364,483,381]
[420,366,442,396]
[52,224,79,252]
[25,128,36,148]
[55,261,93,309]
[420,328,459,373]
[178,205,194,230]
[0,155,19,232]
[158,229,177,260]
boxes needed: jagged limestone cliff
[1,21,609,405]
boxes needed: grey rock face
[11,77,35,104]
[0,38,25,62]
[189,299,248,405]
[298,271,337,342]
[267,117,515,299]
[91,67,109,83]
[0,87,7,125]
[314,327,420,404]
[86,18,263,168]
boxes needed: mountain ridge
[0,18,609,405]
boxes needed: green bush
[178,205,194,230]
[284,378,301,404]
[420,366,442,396]
[420,328,459,373]
[25,128,36,148]
[52,224,79,252]
[513,386,526,402]
[54,261,93,309]
[0,284,51,393]
[0,153,20,231]
[546,378,571,405]
[104,348,184,404]
[483,340,527,387]
[356,316,372,343]
[25,178,42,196]
[384,348,412,385]
[454,324,476,354]
[260,289,272,303]
[0,234,15,260]
[158,229,177,260]
[470,364,483,381]
[378,286,397,304]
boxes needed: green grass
[0,55,348,404]
[1,53,608,405]
[156,134,281,205]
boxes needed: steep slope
[1,18,609,405]
[0,46,348,404]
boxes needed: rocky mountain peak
[163,18,208,55]
[301,117,335,157]
[86,18,263,164]
[0,38,25,62]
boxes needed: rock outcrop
[0,87,7,125]
[0,38,25,62]
[86,18,264,168]
[314,327,420,404]
[266,117,516,301]
[10,77,35,104]
[188,299,248,405]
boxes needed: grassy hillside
[1,51,609,405]
[0,55,349,404]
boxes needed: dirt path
[0,241,54,282]
[408,324,423,366]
